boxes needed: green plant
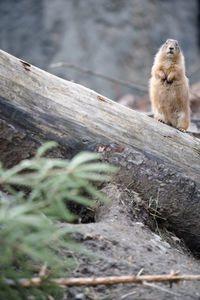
[0,142,117,299]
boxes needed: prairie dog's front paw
[158,70,166,80]
[155,70,166,81]
[167,72,176,83]
[167,80,173,84]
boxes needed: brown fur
[149,39,190,131]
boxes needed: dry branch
[7,273,200,288]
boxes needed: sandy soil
[63,184,200,300]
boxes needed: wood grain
[0,50,199,179]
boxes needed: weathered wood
[0,50,200,253]
[0,50,199,178]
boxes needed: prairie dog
[149,39,190,131]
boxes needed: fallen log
[0,50,200,253]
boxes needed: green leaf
[67,151,100,170]
[0,142,117,299]
[35,141,58,159]
[77,162,118,173]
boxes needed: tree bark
[0,50,200,253]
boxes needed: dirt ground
[1,118,200,300]
[62,184,200,300]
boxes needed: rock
[0,0,198,99]
[75,293,86,300]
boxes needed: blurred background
[1,0,200,115]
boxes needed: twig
[6,273,200,288]
[121,290,136,299]
[50,62,148,92]
[47,295,55,300]
[136,268,144,277]
[39,262,47,277]
[143,281,180,297]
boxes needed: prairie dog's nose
[169,46,174,50]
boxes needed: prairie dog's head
[161,39,181,58]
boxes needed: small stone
[75,293,86,300]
